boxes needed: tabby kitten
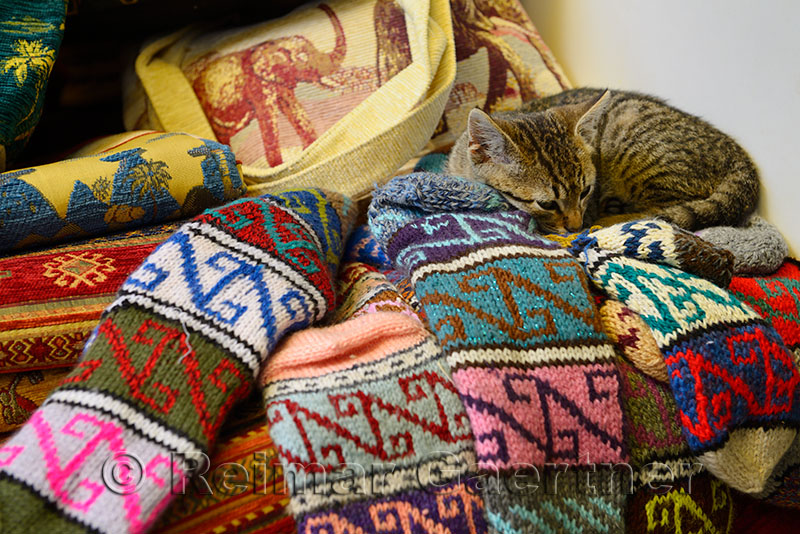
[447,88,759,233]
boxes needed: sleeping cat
[447,88,759,233]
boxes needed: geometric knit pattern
[601,299,669,382]
[261,313,483,527]
[0,189,354,534]
[0,0,66,168]
[377,207,628,534]
[626,473,734,534]
[579,243,800,493]
[385,211,626,469]
[615,354,696,477]
[367,172,511,248]
[730,259,800,508]
[573,219,735,288]
[482,470,626,534]
[729,259,800,354]
[260,252,485,531]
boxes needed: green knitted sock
[0,189,354,533]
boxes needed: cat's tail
[657,160,760,231]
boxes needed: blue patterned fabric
[0,133,245,252]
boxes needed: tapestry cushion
[0,1,66,170]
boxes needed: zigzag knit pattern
[576,224,800,495]
[730,259,800,508]
[260,242,486,532]
[0,189,354,534]
[375,207,628,533]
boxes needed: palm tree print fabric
[0,131,246,252]
[0,0,67,170]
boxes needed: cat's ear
[467,108,516,165]
[574,90,612,138]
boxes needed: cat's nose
[564,212,583,232]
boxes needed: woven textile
[0,1,66,169]
[0,189,354,533]
[0,368,70,434]
[0,222,178,372]
[577,225,800,494]
[126,0,457,199]
[0,131,244,252]
[372,200,628,532]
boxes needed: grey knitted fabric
[696,214,789,275]
[367,172,512,246]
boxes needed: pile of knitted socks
[0,189,355,533]
[371,174,631,533]
[260,231,487,533]
[573,219,800,494]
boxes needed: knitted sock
[614,326,736,533]
[697,214,789,275]
[581,219,735,288]
[576,223,800,494]
[626,473,734,534]
[260,265,486,531]
[729,259,800,507]
[367,172,511,247]
[0,189,354,534]
[379,209,628,533]
[729,258,800,356]
[600,299,669,382]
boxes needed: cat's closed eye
[580,185,593,200]
[536,200,558,211]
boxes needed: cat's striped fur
[447,88,759,233]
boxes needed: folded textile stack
[0,0,66,170]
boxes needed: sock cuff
[260,312,429,384]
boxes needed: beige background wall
[521,0,800,254]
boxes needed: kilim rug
[0,368,71,434]
[0,222,179,372]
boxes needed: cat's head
[464,91,610,234]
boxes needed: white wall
[521,0,800,254]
